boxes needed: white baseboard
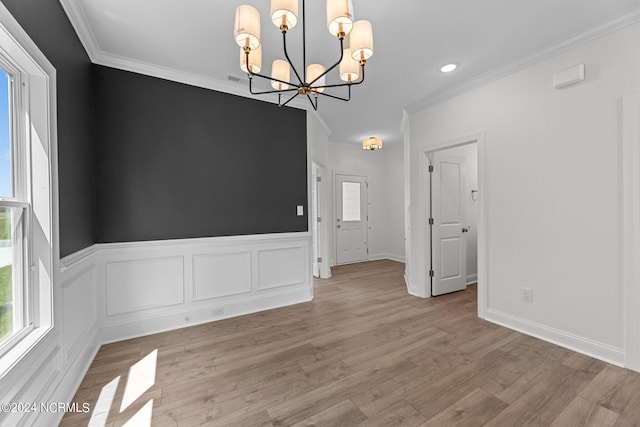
[354,253,407,263]
[466,273,478,284]
[405,273,428,298]
[42,330,100,427]
[98,287,312,345]
[485,308,625,367]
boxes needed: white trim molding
[486,309,625,367]
[623,95,640,372]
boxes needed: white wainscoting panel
[97,232,312,344]
[258,246,306,290]
[106,256,185,315]
[193,252,252,301]
[62,265,97,359]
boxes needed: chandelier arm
[245,51,300,89]
[306,94,318,111]
[307,38,344,87]
[317,88,351,102]
[282,31,304,86]
[249,86,299,96]
[316,65,365,91]
[280,91,300,108]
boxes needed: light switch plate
[297,205,304,216]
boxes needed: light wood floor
[61,260,640,426]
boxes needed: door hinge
[428,165,434,173]
[317,257,323,263]
[317,217,322,223]
[316,176,322,182]
[429,218,434,225]
[429,270,435,277]
[366,182,369,188]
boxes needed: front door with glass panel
[335,174,368,264]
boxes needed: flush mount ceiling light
[439,63,458,73]
[233,0,375,110]
[362,136,382,151]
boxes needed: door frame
[423,132,488,318]
[310,159,331,279]
[333,172,369,265]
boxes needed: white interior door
[431,153,467,296]
[336,174,368,264]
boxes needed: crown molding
[92,50,310,110]
[406,8,640,114]
[58,0,101,62]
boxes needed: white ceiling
[61,0,639,147]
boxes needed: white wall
[408,23,640,364]
[328,142,405,265]
[307,112,330,165]
[384,146,406,262]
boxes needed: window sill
[0,326,53,378]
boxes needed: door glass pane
[342,182,361,221]
[0,68,10,197]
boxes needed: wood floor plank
[292,399,367,427]
[423,388,508,426]
[60,260,640,426]
[550,395,619,427]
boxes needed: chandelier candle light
[233,0,374,110]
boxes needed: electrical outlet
[212,307,224,316]
[521,288,533,302]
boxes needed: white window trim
[0,3,58,375]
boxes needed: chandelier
[362,136,382,151]
[233,0,374,110]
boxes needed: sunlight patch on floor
[120,349,158,412]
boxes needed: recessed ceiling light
[439,63,458,73]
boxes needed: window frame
[0,59,34,355]
[0,3,58,374]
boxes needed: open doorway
[427,142,479,296]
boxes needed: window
[0,64,31,351]
[0,4,56,371]
[342,181,361,222]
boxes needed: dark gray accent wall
[93,65,308,243]
[0,0,95,257]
